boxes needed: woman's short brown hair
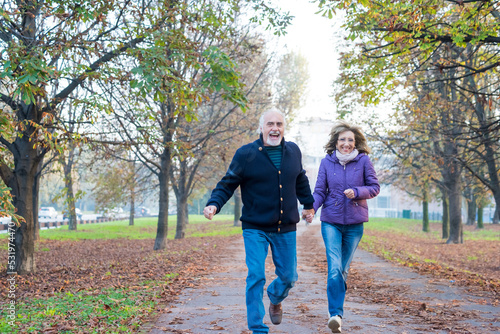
[324,120,371,155]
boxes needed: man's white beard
[266,134,281,146]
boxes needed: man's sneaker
[328,315,342,333]
[269,302,282,325]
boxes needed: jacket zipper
[344,164,346,224]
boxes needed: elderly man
[204,109,314,334]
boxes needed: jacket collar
[327,151,365,164]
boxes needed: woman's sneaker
[327,315,342,333]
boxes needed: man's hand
[203,205,217,220]
[302,208,315,224]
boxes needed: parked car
[135,206,151,217]
[63,208,83,220]
[39,207,58,219]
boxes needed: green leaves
[247,0,294,36]
[201,46,247,110]
[2,46,56,105]
[0,184,25,226]
[316,0,500,110]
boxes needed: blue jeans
[243,229,298,333]
[321,222,364,318]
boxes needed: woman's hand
[302,209,315,223]
[344,189,355,199]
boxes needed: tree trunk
[422,184,429,232]
[446,176,463,244]
[129,191,135,226]
[465,187,476,226]
[439,186,449,239]
[153,166,170,250]
[175,196,188,239]
[477,206,484,229]
[422,200,429,232]
[7,140,41,274]
[442,199,449,239]
[440,135,462,244]
[154,99,175,250]
[466,198,476,226]
[467,75,500,225]
[63,152,77,231]
[478,133,500,224]
[233,187,241,227]
[33,170,40,240]
[129,160,135,226]
[174,158,188,239]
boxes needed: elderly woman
[312,121,380,333]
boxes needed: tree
[367,62,468,243]
[89,1,290,248]
[375,148,437,232]
[274,51,309,122]
[90,151,154,223]
[316,0,500,224]
[1,0,180,274]
[316,0,500,102]
[56,96,86,231]
[0,0,292,273]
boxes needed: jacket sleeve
[206,149,245,213]
[295,148,314,209]
[313,159,328,213]
[354,156,380,200]
[296,169,314,209]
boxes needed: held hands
[344,189,355,199]
[302,208,315,224]
[203,205,217,220]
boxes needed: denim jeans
[321,221,364,318]
[242,229,298,333]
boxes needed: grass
[34,214,239,241]
[1,286,159,333]
[366,217,500,241]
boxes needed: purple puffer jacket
[313,152,380,225]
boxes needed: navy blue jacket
[206,135,314,233]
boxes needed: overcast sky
[270,0,342,122]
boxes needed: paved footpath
[144,222,500,334]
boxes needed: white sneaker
[328,315,342,333]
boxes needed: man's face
[261,112,285,146]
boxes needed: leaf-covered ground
[0,222,241,333]
[0,220,498,333]
[359,222,500,296]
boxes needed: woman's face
[336,130,356,154]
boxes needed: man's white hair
[258,108,287,133]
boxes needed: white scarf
[336,149,359,166]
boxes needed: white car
[39,207,58,219]
[63,208,83,220]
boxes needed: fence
[0,216,121,231]
[369,208,442,221]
